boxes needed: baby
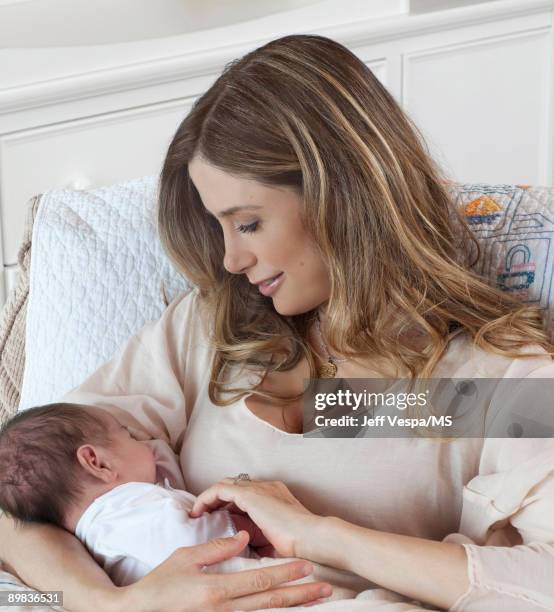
[0,403,369,598]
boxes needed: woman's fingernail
[320,585,332,597]
[302,562,314,575]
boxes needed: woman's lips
[258,272,284,296]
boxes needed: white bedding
[19,176,190,410]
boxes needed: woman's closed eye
[236,221,259,234]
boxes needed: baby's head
[0,403,156,531]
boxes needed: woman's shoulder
[164,288,210,338]
[437,331,554,379]
[435,333,554,441]
[166,287,202,320]
[162,286,215,353]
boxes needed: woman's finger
[231,582,333,610]
[217,558,315,599]
[182,531,250,567]
[191,484,247,516]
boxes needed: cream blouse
[62,290,554,611]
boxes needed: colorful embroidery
[463,195,503,225]
[448,184,553,323]
[496,244,536,299]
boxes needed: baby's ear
[76,444,117,483]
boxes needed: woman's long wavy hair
[158,34,553,408]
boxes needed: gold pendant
[318,360,337,378]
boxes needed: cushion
[448,182,554,338]
[17,176,190,415]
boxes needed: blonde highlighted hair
[158,34,552,407]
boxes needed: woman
[2,34,554,611]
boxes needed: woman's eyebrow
[213,205,263,218]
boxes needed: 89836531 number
[0,590,63,606]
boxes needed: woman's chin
[268,293,290,315]
[272,298,311,317]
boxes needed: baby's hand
[229,512,274,554]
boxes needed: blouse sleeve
[60,289,211,488]
[448,361,554,611]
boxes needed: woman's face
[188,156,331,316]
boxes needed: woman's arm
[0,514,331,611]
[0,513,118,612]
[193,458,554,612]
[192,479,469,609]
[299,516,468,610]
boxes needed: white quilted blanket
[19,176,190,410]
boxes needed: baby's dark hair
[0,403,112,528]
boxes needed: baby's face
[89,408,157,485]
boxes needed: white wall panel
[0,98,196,265]
[403,28,552,184]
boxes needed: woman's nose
[223,241,256,274]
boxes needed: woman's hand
[190,479,319,558]
[115,531,332,611]
[230,512,273,549]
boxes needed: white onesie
[75,477,371,603]
[75,478,250,586]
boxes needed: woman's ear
[75,444,118,483]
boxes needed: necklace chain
[315,316,347,363]
[313,316,405,379]
[314,314,347,378]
